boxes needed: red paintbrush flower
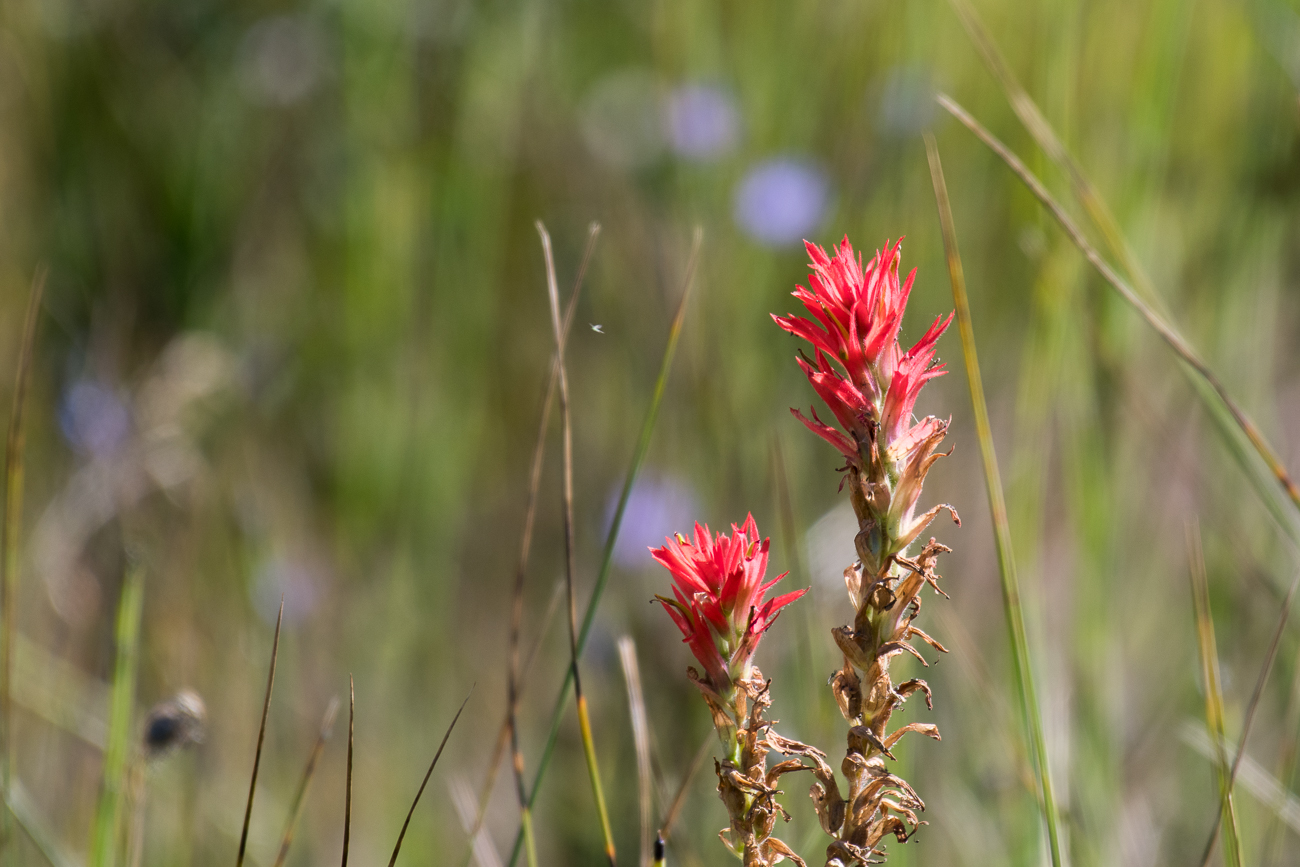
[652,514,807,693]
[774,237,952,462]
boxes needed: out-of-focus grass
[0,0,1297,865]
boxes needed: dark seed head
[142,690,207,758]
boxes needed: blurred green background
[0,0,1298,864]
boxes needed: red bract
[773,237,953,461]
[652,515,807,692]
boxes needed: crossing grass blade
[926,135,1065,867]
[87,563,145,867]
[272,697,340,867]
[506,227,703,867]
[237,598,284,867]
[4,778,78,867]
[945,0,1165,312]
[538,221,617,866]
[386,687,473,867]
[1187,524,1244,867]
[1,267,46,838]
[1194,566,1299,867]
[936,94,1300,535]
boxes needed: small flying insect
[590,323,604,333]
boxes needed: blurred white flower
[806,500,857,597]
[876,66,935,138]
[734,158,829,246]
[238,15,329,106]
[665,83,740,161]
[580,70,665,169]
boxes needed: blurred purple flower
[60,381,131,459]
[253,553,328,626]
[606,476,699,570]
[665,83,740,161]
[733,158,829,247]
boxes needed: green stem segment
[926,135,1066,867]
[88,564,145,867]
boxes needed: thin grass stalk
[341,677,353,867]
[1195,570,1298,867]
[538,220,617,865]
[88,563,145,867]
[237,598,284,867]
[616,637,653,867]
[504,223,599,867]
[271,697,340,867]
[936,94,1300,518]
[386,687,473,867]
[1,268,46,843]
[926,135,1065,867]
[1187,524,1244,867]
[506,228,702,867]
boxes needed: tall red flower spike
[773,237,957,576]
[652,514,806,695]
[773,237,960,865]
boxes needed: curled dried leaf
[893,678,932,710]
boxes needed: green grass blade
[506,227,702,867]
[926,135,1065,867]
[937,94,1300,531]
[1187,525,1244,867]
[87,563,145,867]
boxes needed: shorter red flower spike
[652,515,807,692]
